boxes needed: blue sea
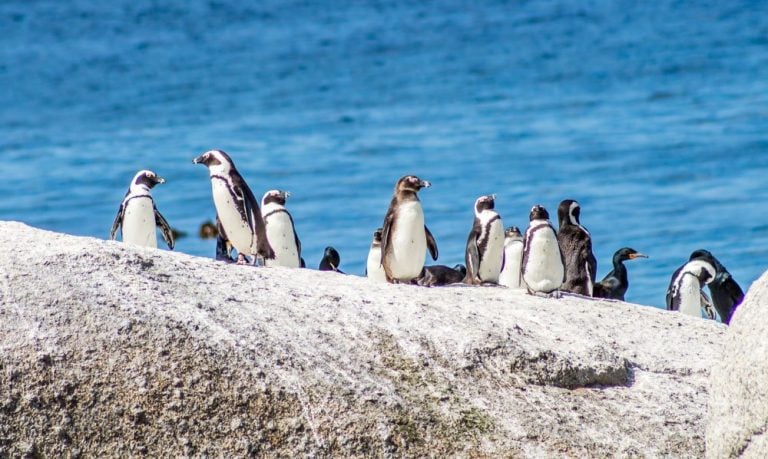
[2,0,767,308]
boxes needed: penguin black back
[556,199,597,296]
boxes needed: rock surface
[0,221,726,457]
[707,270,768,458]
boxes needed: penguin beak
[420,180,431,188]
[283,191,291,199]
[192,154,206,165]
[630,253,648,259]
[155,176,166,185]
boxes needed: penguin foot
[529,290,562,299]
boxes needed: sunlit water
[2,0,767,308]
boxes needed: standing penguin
[557,199,597,296]
[686,249,744,324]
[464,194,505,284]
[499,226,524,289]
[593,248,648,301]
[380,175,438,283]
[261,189,304,268]
[193,150,274,264]
[666,259,717,319]
[522,205,565,296]
[110,170,174,250]
[366,228,387,282]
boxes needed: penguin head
[684,259,717,285]
[396,175,431,194]
[529,205,550,222]
[262,189,290,207]
[557,199,581,227]
[132,170,165,190]
[505,226,522,238]
[615,247,648,262]
[453,264,467,277]
[474,194,496,213]
[372,228,383,244]
[193,150,234,172]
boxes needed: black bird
[415,264,467,287]
[593,248,648,301]
[319,246,344,273]
[687,249,744,325]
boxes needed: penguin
[666,259,717,319]
[319,246,344,273]
[365,228,387,282]
[498,226,524,289]
[593,248,648,301]
[464,194,505,284]
[215,217,235,263]
[557,199,597,296]
[521,205,565,296]
[416,264,467,287]
[687,249,744,324]
[380,175,439,283]
[110,170,174,250]
[261,189,304,268]
[193,150,274,264]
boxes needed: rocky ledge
[0,221,726,457]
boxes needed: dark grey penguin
[319,246,344,273]
[687,249,744,324]
[380,175,438,283]
[593,248,648,301]
[416,264,467,287]
[557,199,597,296]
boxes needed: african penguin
[522,205,565,296]
[380,175,438,283]
[687,249,744,324]
[593,248,647,301]
[366,228,387,283]
[319,246,344,273]
[498,226,524,289]
[110,170,174,250]
[193,150,274,264]
[666,259,717,319]
[416,264,467,287]
[557,199,597,296]
[464,194,505,284]
[261,189,303,268]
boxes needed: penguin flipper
[154,205,175,250]
[425,225,439,261]
[464,228,480,284]
[109,202,125,241]
[666,265,684,311]
[587,250,598,283]
[215,216,234,262]
[233,172,275,260]
[380,206,395,269]
[288,212,303,264]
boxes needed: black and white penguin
[557,199,597,296]
[380,175,438,283]
[522,205,565,296]
[261,189,304,268]
[464,194,505,284]
[319,246,344,273]
[416,264,467,287]
[110,170,174,250]
[366,228,387,282]
[593,248,648,301]
[193,150,274,264]
[666,259,717,319]
[687,249,744,324]
[499,226,524,289]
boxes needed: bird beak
[156,176,166,184]
[630,253,648,259]
[283,191,291,199]
[489,194,497,201]
[192,154,205,165]
[420,180,431,188]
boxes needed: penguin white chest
[122,196,157,248]
[263,205,300,268]
[366,246,387,282]
[211,178,254,255]
[388,201,427,280]
[477,214,505,282]
[523,225,564,293]
[499,240,524,288]
[677,275,705,317]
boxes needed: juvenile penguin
[193,150,274,264]
[366,228,387,282]
[557,199,597,296]
[687,249,744,324]
[464,194,505,284]
[319,246,344,273]
[416,264,467,287]
[593,248,648,301]
[498,226,524,289]
[110,170,174,250]
[666,259,717,319]
[261,189,303,268]
[380,175,438,283]
[521,205,565,296]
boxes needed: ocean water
[2,0,767,309]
